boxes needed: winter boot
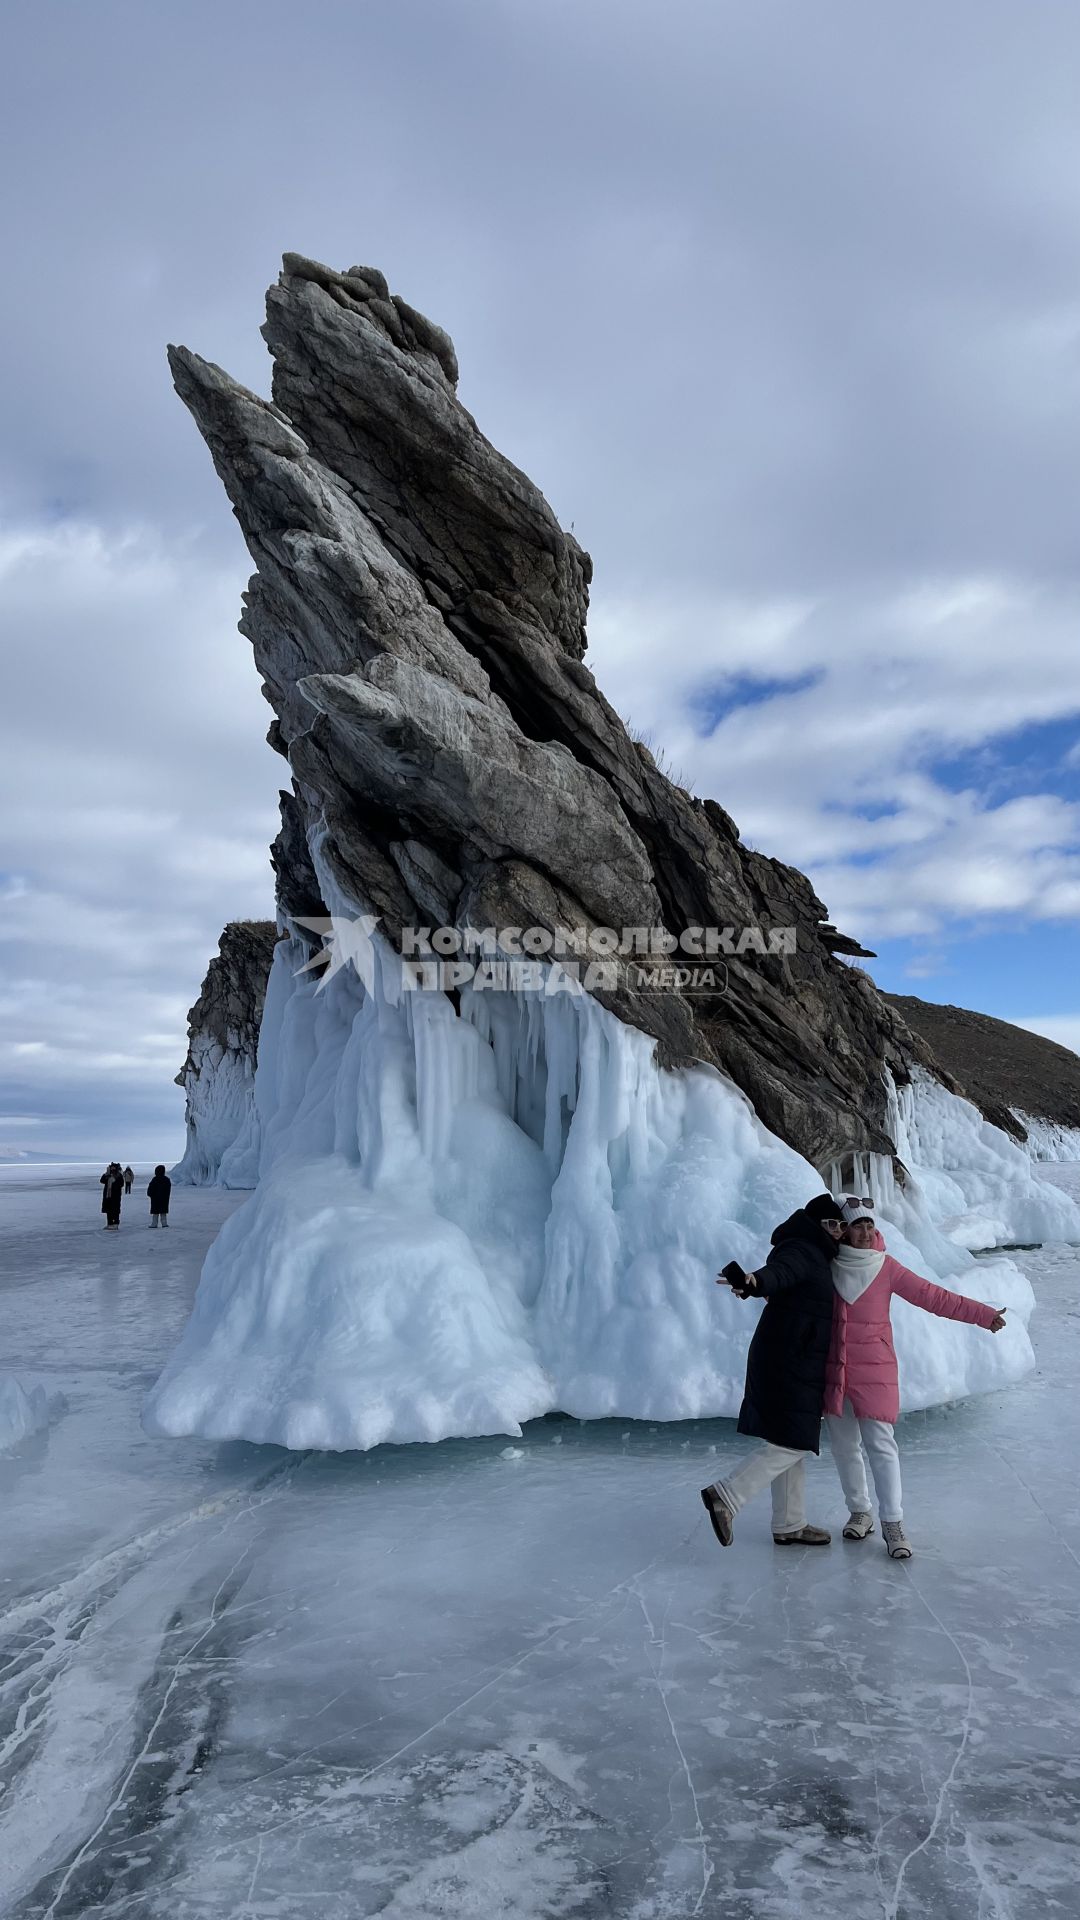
[773,1524,831,1546]
[843,1511,874,1540]
[883,1521,912,1560]
[700,1484,735,1547]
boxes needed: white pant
[826,1400,903,1523]
[714,1443,811,1536]
[150,1213,169,1227]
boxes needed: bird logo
[291,913,382,996]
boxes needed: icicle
[147,850,1071,1451]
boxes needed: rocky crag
[173,920,279,1186]
[168,252,953,1175]
[147,254,1080,1451]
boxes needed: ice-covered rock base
[889,1069,1080,1249]
[1013,1109,1080,1163]
[172,921,278,1189]
[144,922,1071,1451]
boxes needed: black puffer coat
[147,1173,171,1214]
[736,1209,839,1453]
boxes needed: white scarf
[832,1243,886,1303]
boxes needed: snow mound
[145,921,1045,1452]
[0,1375,50,1451]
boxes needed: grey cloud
[4,0,1080,1148]
[0,524,278,1156]
[4,0,1080,594]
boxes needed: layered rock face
[887,996,1080,1159]
[169,253,944,1173]
[173,920,279,1186]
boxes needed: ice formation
[1012,1110,1080,1163]
[172,1036,261,1188]
[0,1375,49,1452]
[145,922,1059,1451]
[173,922,277,1187]
[886,1069,1080,1250]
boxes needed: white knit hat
[840,1195,874,1225]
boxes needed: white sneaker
[843,1511,874,1540]
[883,1521,912,1559]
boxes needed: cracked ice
[1,1165,1078,1918]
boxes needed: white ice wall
[885,1069,1080,1250]
[1011,1110,1080,1164]
[172,1034,261,1189]
[145,910,1057,1451]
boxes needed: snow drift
[144,927,1056,1451]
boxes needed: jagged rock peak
[169,254,946,1169]
[175,921,279,1071]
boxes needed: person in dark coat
[147,1166,172,1228]
[122,1166,134,1195]
[700,1193,843,1547]
[100,1163,124,1229]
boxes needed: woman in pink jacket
[826,1197,1005,1560]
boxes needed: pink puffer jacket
[824,1232,998,1423]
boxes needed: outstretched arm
[748,1244,817,1298]
[890,1263,1001,1330]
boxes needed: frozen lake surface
[1,1167,1078,1918]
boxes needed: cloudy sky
[2,0,1080,1160]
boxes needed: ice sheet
[1,1167,1078,1918]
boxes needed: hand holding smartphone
[718,1261,753,1296]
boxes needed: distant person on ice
[147,1166,171,1229]
[824,1196,1005,1559]
[122,1165,134,1195]
[700,1193,844,1548]
[100,1163,124,1229]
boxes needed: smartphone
[720,1261,747,1287]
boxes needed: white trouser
[826,1400,903,1523]
[714,1443,810,1536]
[150,1213,168,1227]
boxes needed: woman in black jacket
[700,1194,843,1547]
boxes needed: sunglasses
[845,1196,874,1208]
